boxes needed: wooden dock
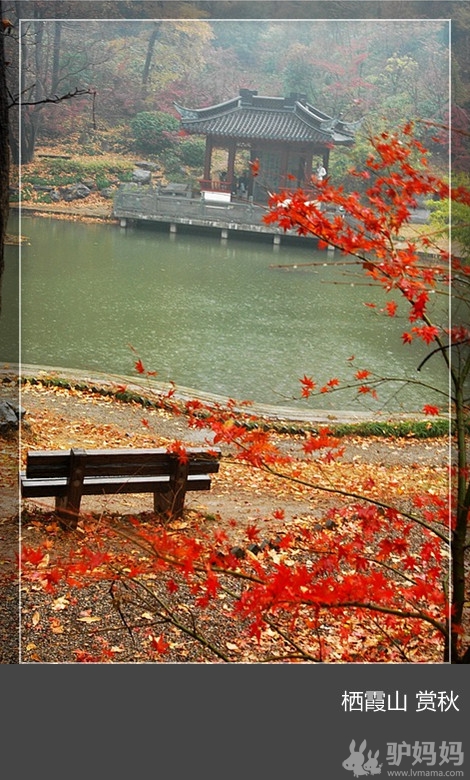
[112,184,317,245]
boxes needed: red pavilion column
[227,141,237,193]
[203,137,213,187]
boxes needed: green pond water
[0,214,448,412]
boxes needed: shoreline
[2,363,448,429]
[10,201,450,258]
[9,202,115,223]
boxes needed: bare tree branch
[8,85,93,109]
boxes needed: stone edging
[1,364,447,434]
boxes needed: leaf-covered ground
[0,376,453,664]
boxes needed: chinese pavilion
[174,89,361,201]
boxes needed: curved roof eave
[174,98,239,123]
[174,94,362,145]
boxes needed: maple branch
[368,615,413,662]
[320,601,446,636]
[280,374,453,405]
[260,617,322,662]
[416,118,470,138]
[351,555,421,587]
[146,593,231,662]
[417,339,470,372]
[109,581,137,647]
[104,521,267,587]
[112,566,232,661]
[254,461,449,542]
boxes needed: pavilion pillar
[248,144,257,198]
[227,142,237,193]
[322,147,330,174]
[204,137,213,186]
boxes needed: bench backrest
[25,447,221,479]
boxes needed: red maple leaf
[166,579,179,594]
[245,524,260,542]
[300,374,316,398]
[74,649,99,663]
[21,546,45,566]
[150,634,170,654]
[412,325,440,344]
[409,292,428,321]
[167,440,189,464]
[423,404,440,416]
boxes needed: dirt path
[7,373,450,526]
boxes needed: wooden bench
[20,447,221,530]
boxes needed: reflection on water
[0,214,447,411]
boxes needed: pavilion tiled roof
[175,90,361,146]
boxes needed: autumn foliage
[20,124,470,663]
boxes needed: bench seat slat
[21,473,212,497]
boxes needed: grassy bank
[20,375,452,439]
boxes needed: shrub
[130,111,180,155]
[158,149,183,179]
[177,137,205,168]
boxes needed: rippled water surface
[0,214,447,411]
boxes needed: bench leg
[154,458,189,521]
[56,448,87,530]
[56,495,76,530]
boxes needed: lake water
[0,214,448,412]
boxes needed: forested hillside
[2,6,459,174]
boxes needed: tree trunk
[0,2,10,316]
[51,20,62,94]
[141,24,159,98]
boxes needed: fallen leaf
[37,553,50,569]
[50,618,64,634]
[52,596,69,611]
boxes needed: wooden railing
[198,178,232,193]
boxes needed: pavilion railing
[113,184,265,223]
[198,178,233,193]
